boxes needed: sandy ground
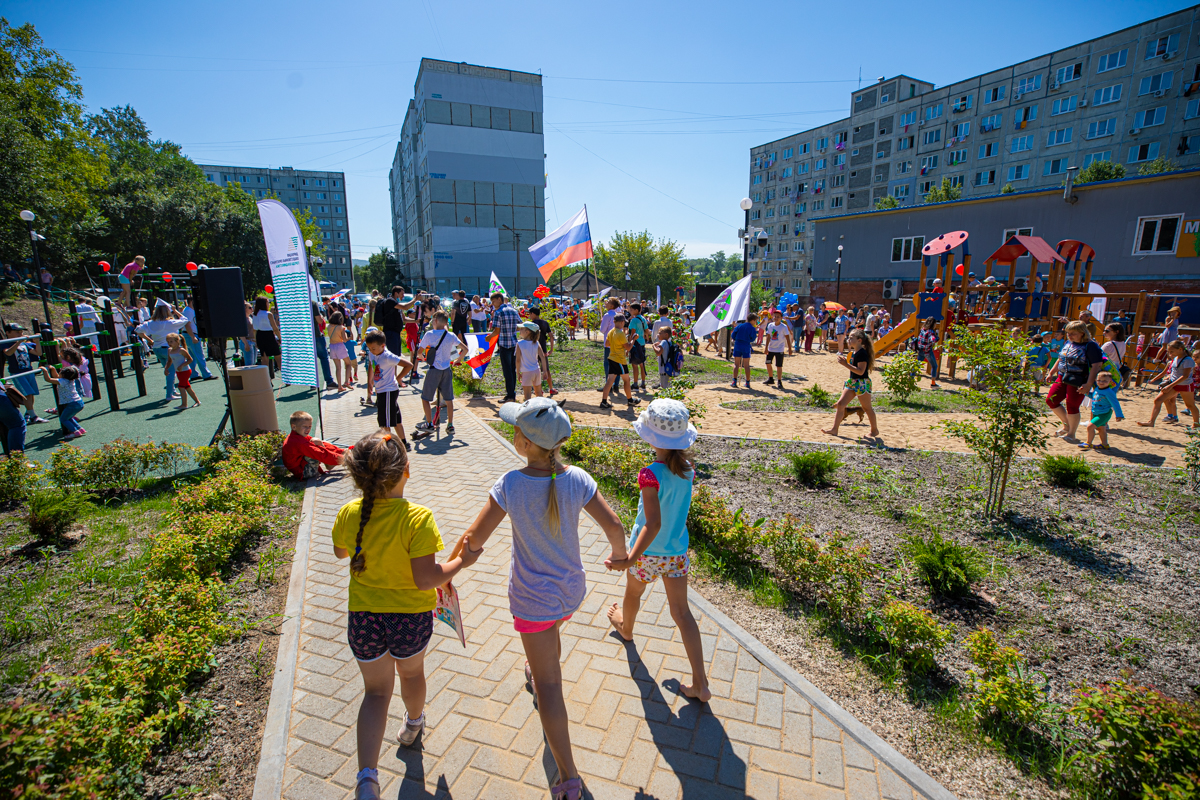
[465,343,1188,469]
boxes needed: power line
[545,75,861,86]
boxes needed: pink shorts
[513,614,572,634]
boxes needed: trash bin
[227,365,278,433]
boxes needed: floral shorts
[347,610,433,662]
[630,553,689,583]
[844,377,872,396]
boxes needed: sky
[8,0,1193,263]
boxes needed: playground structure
[874,229,1198,385]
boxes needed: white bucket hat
[632,398,697,450]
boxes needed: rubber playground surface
[18,363,321,462]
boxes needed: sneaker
[599,399,613,409]
[765,377,775,386]
[930,382,939,389]
[355,770,381,800]
[627,397,640,406]
[398,712,425,746]
[1166,415,1180,423]
[403,440,412,452]
[445,424,455,435]
[416,421,435,431]
[730,381,738,388]
[1077,442,1091,449]
[548,389,559,396]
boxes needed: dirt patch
[721,389,976,414]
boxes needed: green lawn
[721,387,977,414]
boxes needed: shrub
[1186,427,1200,493]
[765,515,821,578]
[964,628,1048,727]
[875,600,951,674]
[46,438,195,493]
[1070,680,1200,799]
[451,361,484,395]
[558,427,647,495]
[26,489,91,541]
[787,450,841,486]
[0,454,41,506]
[881,350,921,401]
[902,530,985,596]
[1040,454,1097,489]
[656,373,705,425]
[806,383,834,408]
[763,517,875,621]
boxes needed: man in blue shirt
[490,291,522,402]
[730,312,759,388]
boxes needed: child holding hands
[462,399,628,800]
[1079,371,1124,449]
[333,430,482,800]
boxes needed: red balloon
[162,272,172,282]
[955,264,964,276]
[185,261,197,271]
[101,263,111,272]
[264,285,274,294]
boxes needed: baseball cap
[498,397,572,450]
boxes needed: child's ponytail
[350,493,373,576]
[545,443,563,540]
[662,448,694,479]
[342,429,409,576]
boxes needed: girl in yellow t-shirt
[333,430,482,800]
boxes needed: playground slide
[874,311,917,356]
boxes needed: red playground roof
[986,235,1066,265]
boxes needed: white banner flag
[692,274,753,339]
[488,271,507,296]
[582,285,612,310]
[256,199,318,387]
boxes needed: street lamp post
[19,210,52,328]
[501,225,521,298]
[739,198,752,277]
[836,244,844,304]
[624,262,631,302]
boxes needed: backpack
[663,340,684,377]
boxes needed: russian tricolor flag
[530,206,593,281]
[465,332,498,379]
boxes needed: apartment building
[389,59,546,296]
[746,6,1200,296]
[199,165,354,290]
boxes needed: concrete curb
[252,482,316,800]
[470,409,956,799]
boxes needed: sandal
[550,777,583,800]
[355,770,381,800]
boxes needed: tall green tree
[593,230,690,299]
[1074,159,1125,185]
[354,247,394,294]
[924,177,962,204]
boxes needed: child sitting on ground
[282,410,346,478]
[1079,372,1124,450]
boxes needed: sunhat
[520,321,540,333]
[632,399,697,450]
[498,397,572,450]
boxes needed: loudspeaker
[694,282,728,316]
[193,267,247,338]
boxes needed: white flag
[256,199,318,387]
[581,286,612,310]
[692,274,753,339]
[488,271,507,296]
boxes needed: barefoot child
[824,328,880,438]
[333,430,482,800]
[1079,372,1124,449]
[606,399,710,702]
[282,410,346,478]
[363,330,414,451]
[1137,339,1198,428]
[517,321,550,402]
[764,309,792,388]
[164,333,201,410]
[327,311,354,390]
[463,399,629,800]
[730,312,758,388]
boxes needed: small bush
[902,530,985,596]
[47,438,195,493]
[0,455,40,506]
[656,374,706,425]
[763,516,875,621]
[1070,680,1200,799]
[875,600,951,674]
[1040,454,1097,489]
[687,485,761,557]
[806,383,834,408]
[451,362,484,395]
[881,350,921,401]
[788,450,841,486]
[26,489,91,541]
[965,628,1048,727]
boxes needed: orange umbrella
[823,301,847,311]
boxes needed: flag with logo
[489,272,507,296]
[256,199,318,386]
[465,331,498,380]
[691,274,754,339]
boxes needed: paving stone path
[263,384,951,800]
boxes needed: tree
[1074,159,1125,185]
[1137,156,1180,176]
[924,178,962,203]
[593,230,689,299]
[355,247,394,294]
[1000,183,1015,194]
[686,250,742,285]
[874,195,900,210]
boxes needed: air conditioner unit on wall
[1130,128,1142,135]
[925,278,936,291]
[1078,99,1088,107]
[882,279,903,300]
[1162,52,1173,61]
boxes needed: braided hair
[341,428,409,576]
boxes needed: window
[891,236,925,261]
[880,92,891,103]
[948,149,967,165]
[1015,75,1042,95]
[830,196,844,209]
[1097,48,1128,72]
[975,169,997,186]
[875,171,886,182]
[1051,96,1077,115]
[752,174,763,185]
[753,192,761,202]
[833,153,845,166]
[333,180,340,187]
[796,221,806,232]
[1087,118,1117,138]
[302,179,309,186]
[1187,98,1200,120]
[896,160,913,174]
[877,149,887,159]
[1128,142,1161,162]
[978,142,999,158]
[334,193,342,200]
[1133,107,1166,128]
[751,210,760,220]
[812,199,824,211]
[919,180,935,194]
[1047,127,1073,146]
[783,147,793,158]
[205,173,214,181]
[303,191,311,199]
[925,104,943,121]
[897,135,914,151]
[952,121,971,139]
[816,136,829,149]
[832,174,845,186]
[1011,135,1033,153]
[765,208,775,218]
[1003,227,1033,242]
[798,142,810,154]
[835,131,848,145]
[949,175,964,189]
[1083,151,1113,167]
[779,205,790,215]
[797,162,810,174]
[781,166,793,178]
[1139,71,1174,95]
[764,225,774,235]
[1133,215,1182,254]
[980,113,1002,132]
[1014,105,1038,126]
[952,94,973,111]
[1093,84,1122,105]
[920,155,939,172]
[335,206,343,213]
[899,110,917,127]
[767,171,777,182]
[336,231,345,239]
[813,179,824,193]
[983,86,1006,103]
[815,158,827,170]
[1055,63,1082,84]
[1043,158,1069,176]
[766,189,775,200]
[793,241,804,251]
[1144,34,1179,60]
[793,278,805,288]
[892,184,910,198]
[317,192,327,199]
[923,129,942,145]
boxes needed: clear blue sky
[9,0,1193,262]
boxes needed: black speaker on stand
[192,268,247,444]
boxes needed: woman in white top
[1101,322,1128,385]
[135,302,190,400]
[252,296,282,371]
[470,295,488,332]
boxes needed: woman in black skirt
[251,296,282,372]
